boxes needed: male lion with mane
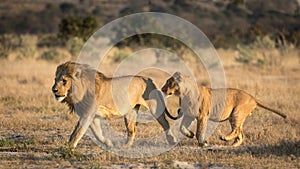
[161,72,287,147]
[52,61,180,149]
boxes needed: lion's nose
[52,86,58,93]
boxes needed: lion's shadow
[222,140,300,158]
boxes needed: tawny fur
[161,72,286,147]
[52,61,180,149]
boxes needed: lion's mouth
[161,88,174,96]
[54,94,66,102]
[162,92,171,98]
[164,91,173,96]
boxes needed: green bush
[236,43,255,65]
[113,49,128,62]
[236,35,285,67]
[66,37,84,57]
[58,15,99,42]
[17,35,37,59]
[0,34,21,59]
[40,49,65,62]
[0,34,37,59]
[37,34,62,47]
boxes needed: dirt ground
[0,52,299,168]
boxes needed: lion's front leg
[180,114,195,138]
[89,117,113,148]
[69,114,95,149]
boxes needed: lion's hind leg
[232,130,245,147]
[220,106,250,147]
[89,117,113,148]
[123,105,139,147]
[219,116,241,142]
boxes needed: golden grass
[0,50,299,168]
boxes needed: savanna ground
[0,49,299,168]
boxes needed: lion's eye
[63,79,67,85]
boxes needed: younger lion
[52,61,180,149]
[161,72,287,147]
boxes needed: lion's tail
[255,99,287,119]
[161,96,183,120]
[165,108,183,120]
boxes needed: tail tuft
[165,108,183,120]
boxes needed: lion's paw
[198,141,208,147]
[166,134,177,145]
[219,135,227,141]
[105,140,113,149]
[122,141,133,148]
[186,131,194,138]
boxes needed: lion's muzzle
[52,85,66,102]
[161,87,173,96]
[52,85,58,94]
[54,94,66,102]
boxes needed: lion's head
[52,61,98,105]
[161,72,182,96]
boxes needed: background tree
[58,15,99,42]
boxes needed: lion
[161,72,287,147]
[51,61,181,149]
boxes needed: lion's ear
[73,69,81,78]
[173,72,182,82]
[173,71,180,75]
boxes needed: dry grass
[0,50,299,168]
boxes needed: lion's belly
[97,106,125,118]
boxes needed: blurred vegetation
[113,49,129,62]
[0,0,299,62]
[65,37,84,56]
[58,15,98,42]
[0,34,37,59]
[52,146,88,160]
[236,35,296,67]
[0,0,299,47]
[0,34,20,59]
[40,49,66,63]
[18,35,37,59]
[0,138,36,151]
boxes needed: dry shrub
[65,37,84,57]
[236,35,296,67]
[0,34,21,59]
[0,34,38,60]
[17,35,37,59]
[112,47,132,62]
[40,48,67,63]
